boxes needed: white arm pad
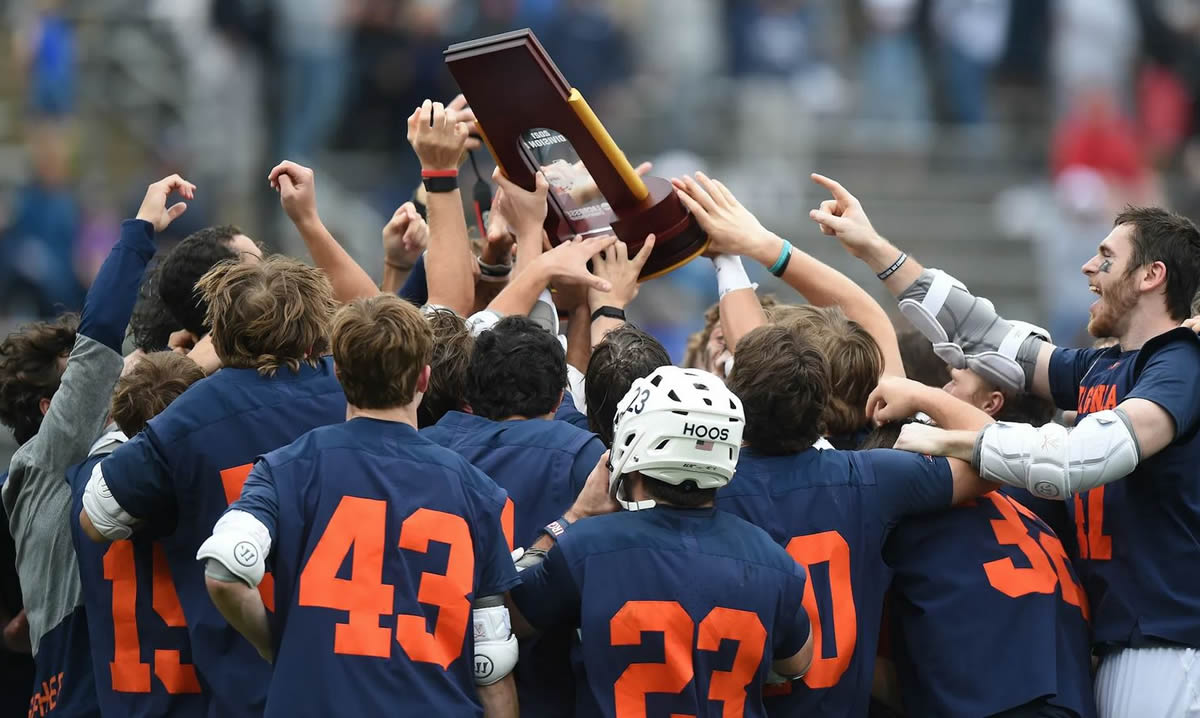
[82,462,141,541]
[472,601,517,686]
[195,510,272,588]
[974,409,1141,500]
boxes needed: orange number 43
[297,496,475,667]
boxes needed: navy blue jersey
[513,507,810,718]
[68,452,207,718]
[1048,329,1200,648]
[422,410,605,717]
[885,491,1095,717]
[717,447,953,717]
[555,393,591,432]
[1001,486,1078,559]
[97,359,346,716]
[229,418,520,718]
[422,411,605,548]
[26,608,95,718]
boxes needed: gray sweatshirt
[2,334,123,654]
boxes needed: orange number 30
[297,497,475,667]
[610,601,765,718]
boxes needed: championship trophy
[445,29,708,280]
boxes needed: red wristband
[421,169,459,178]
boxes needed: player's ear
[39,397,51,417]
[982,390,1005,417]
[416,364,432,395]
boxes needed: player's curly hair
[419,308,474,427]
[586,324,670,446]
[776,305,882,439]
[727,324,830,454]
[467,316,565,420]
[111,352,205,437]
[683,295,779,370]
[333,295,433,409]
[0,314,79,445]
[157,226,244,337]
[197,256,335,377]
[129,265,181,353]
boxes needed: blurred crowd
[2,0,1200,350]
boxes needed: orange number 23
[297,496,474,667]
[610,601,766,718]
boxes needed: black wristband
[876,252,908,281]
[422,175,459,194]
[591,306,626,322]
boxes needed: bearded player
[811,174,1200,717]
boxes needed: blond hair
[332,295,433,409]
[197,256,336,376]
[684,295,780,369]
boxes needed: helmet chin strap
[607,450,657,512]
[611,475,656,512]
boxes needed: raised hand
[536,234,618,292]
[407,99,471,172]
[382,202,428,270]
[492,167,550,239]
[268,161,319,225]
[671,172,770,258]
[136,174,195,232]
[447,93,483,154]
[808,173,885,259]
[588,235,655,311]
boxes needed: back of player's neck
[346,405,418,429]
[498,412,554,422]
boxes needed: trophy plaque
[445,29,708,280]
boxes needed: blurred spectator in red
[1051,89,1150,196]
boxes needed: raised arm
[32,176,184,472]
[587,237,654,348]
[409,100,475,315]
[484,236,615,319]
[674,172,905,376]
[491,167,550,281]
[270,161,379,302]
[808,173,1057,397]
[381,202,428,295]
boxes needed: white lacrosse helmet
[608,366,744,511]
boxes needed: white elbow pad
[195,510,271,588]
[82,463,141,540]
[472,600,517,686]
[975,409,1140,500]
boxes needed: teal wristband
[768,240,793,277]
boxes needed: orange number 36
[297,497,475,667]
[610,601,766,718]
[982,494,1089,619]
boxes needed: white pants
[1096,646,1200,718]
